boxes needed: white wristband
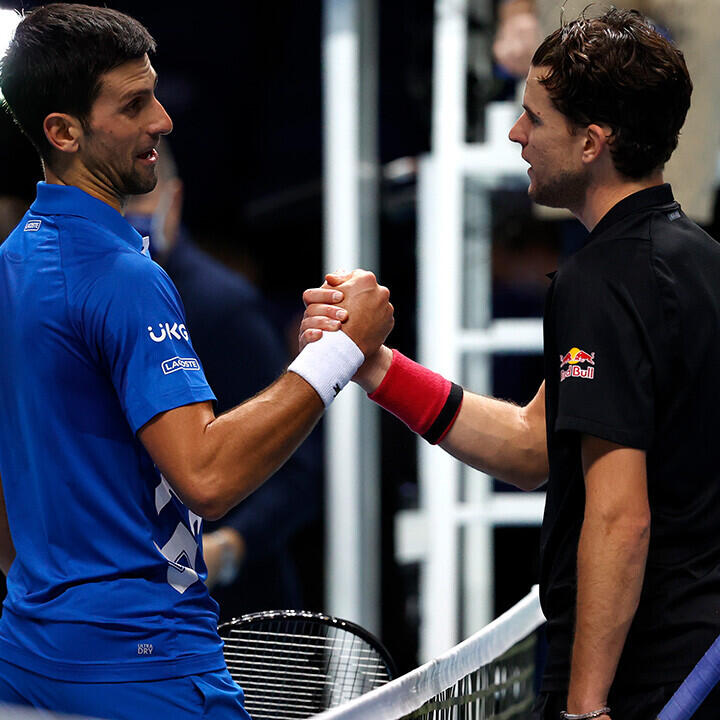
[288,330,365,407]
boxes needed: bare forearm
[201,374,323,515]
[440,388,548,490]
[355,348,547,490]
[142,372,325,521]
[568,440,650,715]
[568,515,649,713]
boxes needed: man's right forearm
[140,371,326,521]
[357,348,548,490]
[440,383,548,490]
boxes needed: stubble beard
[121,166,159,196]
[529,166,590,212]
[85,134,159,198]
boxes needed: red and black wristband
[368,349,464,444]
[422,382,464,444]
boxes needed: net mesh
[312,586,544,720]
[398,633,537,720]
[221,612,394,719]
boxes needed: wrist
[561,696,610,720]
[288,330,364,406]
[354,345,393,393]
[368,350,463,444]
[560,709,611,720]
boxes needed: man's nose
[150,98,173,137]
[508,117,526,146]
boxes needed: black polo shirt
[541,184,720,693]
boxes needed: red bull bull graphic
[559,347,595,382]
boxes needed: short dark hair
[0,3,156,163]
[531,8,692,179]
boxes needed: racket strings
[221,615,393,719]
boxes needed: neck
[44,164,125,214]
[574,171,664,230]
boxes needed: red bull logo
[559,347,595,382]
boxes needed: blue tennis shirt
[0,183,225,681]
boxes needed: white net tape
[311,586,545,720]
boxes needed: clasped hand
[299,269,394,392]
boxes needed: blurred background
[0,0,718,676]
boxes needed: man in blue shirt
[0,5,393,718]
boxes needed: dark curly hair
[531,7,692,179]
[0,3,156,164]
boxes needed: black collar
[587,183,676,243]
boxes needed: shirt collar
[587,183,677,243]
[30,182,145,253]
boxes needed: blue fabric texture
[0,658,251,719]
[0,183,224,681]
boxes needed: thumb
[325,269,352,286]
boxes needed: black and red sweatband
[368,349,463,444]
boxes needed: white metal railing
[322,0,381,635]
[407,0,546,661]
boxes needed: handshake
[293,267,464,448]
[298,269,395,394]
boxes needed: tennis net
[312,586,545,720]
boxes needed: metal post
[321,0,380,633]
[416,0,469,660]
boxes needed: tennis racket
[658,634,720,720]
[219,609,397,720]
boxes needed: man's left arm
[0,472,16,576]
[566,435,650,717]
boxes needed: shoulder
[72,246,181,324]
[554,234,652,300]
[649,212,720,267]
[1,212,61,258]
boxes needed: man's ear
[43,113,83,155]
[582,123,613,165]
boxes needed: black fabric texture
[540,185,720,692]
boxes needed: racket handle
[658,634,720,720]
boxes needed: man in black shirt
[302,8,720,720]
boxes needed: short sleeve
[552,259,654,448]
[79,252,216,433]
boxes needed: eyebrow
[522,103,540,121]
[119,74,159,103]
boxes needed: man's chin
[529,170,589,211]
[528,185,556,208]
[529,183,573,210]
[124,172,158,196]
